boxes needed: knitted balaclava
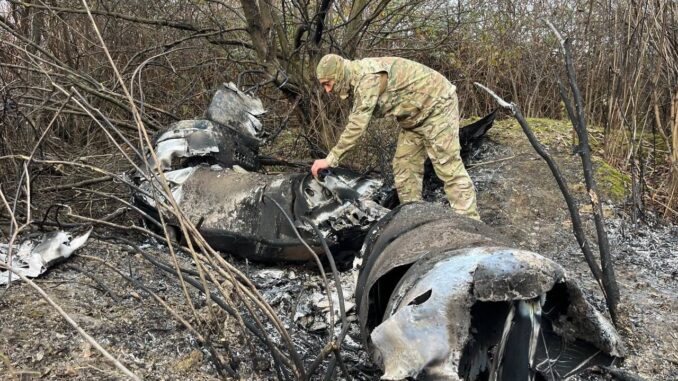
[316,54,352,100]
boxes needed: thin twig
[38,176,112,192]
[466,155,518,169]
[300,216,351,380]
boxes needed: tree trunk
[342,0,369,58]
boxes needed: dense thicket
[1,0,676,216]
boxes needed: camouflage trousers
[392,96,480,220]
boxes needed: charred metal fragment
[356,203,625,380]
[134,165,387,261]
[204,82,266,141]
[0,228,92,284]
[459,108,497,159]
[142,82,265,174]
[355,202,510,339]
[131,83,392,261]
[149,119,260,172]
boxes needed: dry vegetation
[0,0,677,380]
[1,0,677,214]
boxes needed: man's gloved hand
[311,159,329,177]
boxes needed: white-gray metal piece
[0,228,92,284]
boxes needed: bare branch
[475,82,607,295]
[474,82,515,112]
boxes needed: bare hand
[311,159,329,177]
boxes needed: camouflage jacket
[326,57,457,166]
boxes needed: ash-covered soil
[1,118,676,380]
[467,119,678,380]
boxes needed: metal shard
[0,228,92,285]
[205,82,265,141]
[146,118,260,173]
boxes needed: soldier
[312,54,480,220]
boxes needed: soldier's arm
[325,74,381,166]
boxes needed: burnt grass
[1,118,677,380]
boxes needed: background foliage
[1,0,677,216]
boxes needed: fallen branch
[38,176,112,192]
[466,155,519,169]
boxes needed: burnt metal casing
[134,165,386,262]
[131,83,387,261]
[355,203,625,380]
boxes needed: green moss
[488,117,629,202]
[594,158,630,202]
[489,117,605,151]
[489,118,524,143]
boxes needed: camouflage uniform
[316,54,479,219]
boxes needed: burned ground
[1,117,676,380]
[470,119,677,380]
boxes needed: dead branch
[545,19,622,326]
[79,4,217,354]
[474,82,607,296]
[298,216,352,379]
[6,0,240,34]
[263,195,336,331]
[312,0,334,45]
[38,175,112,192]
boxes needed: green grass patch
[489,117,605,151]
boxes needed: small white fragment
[254,269,285,280]
[0,228,92,285]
